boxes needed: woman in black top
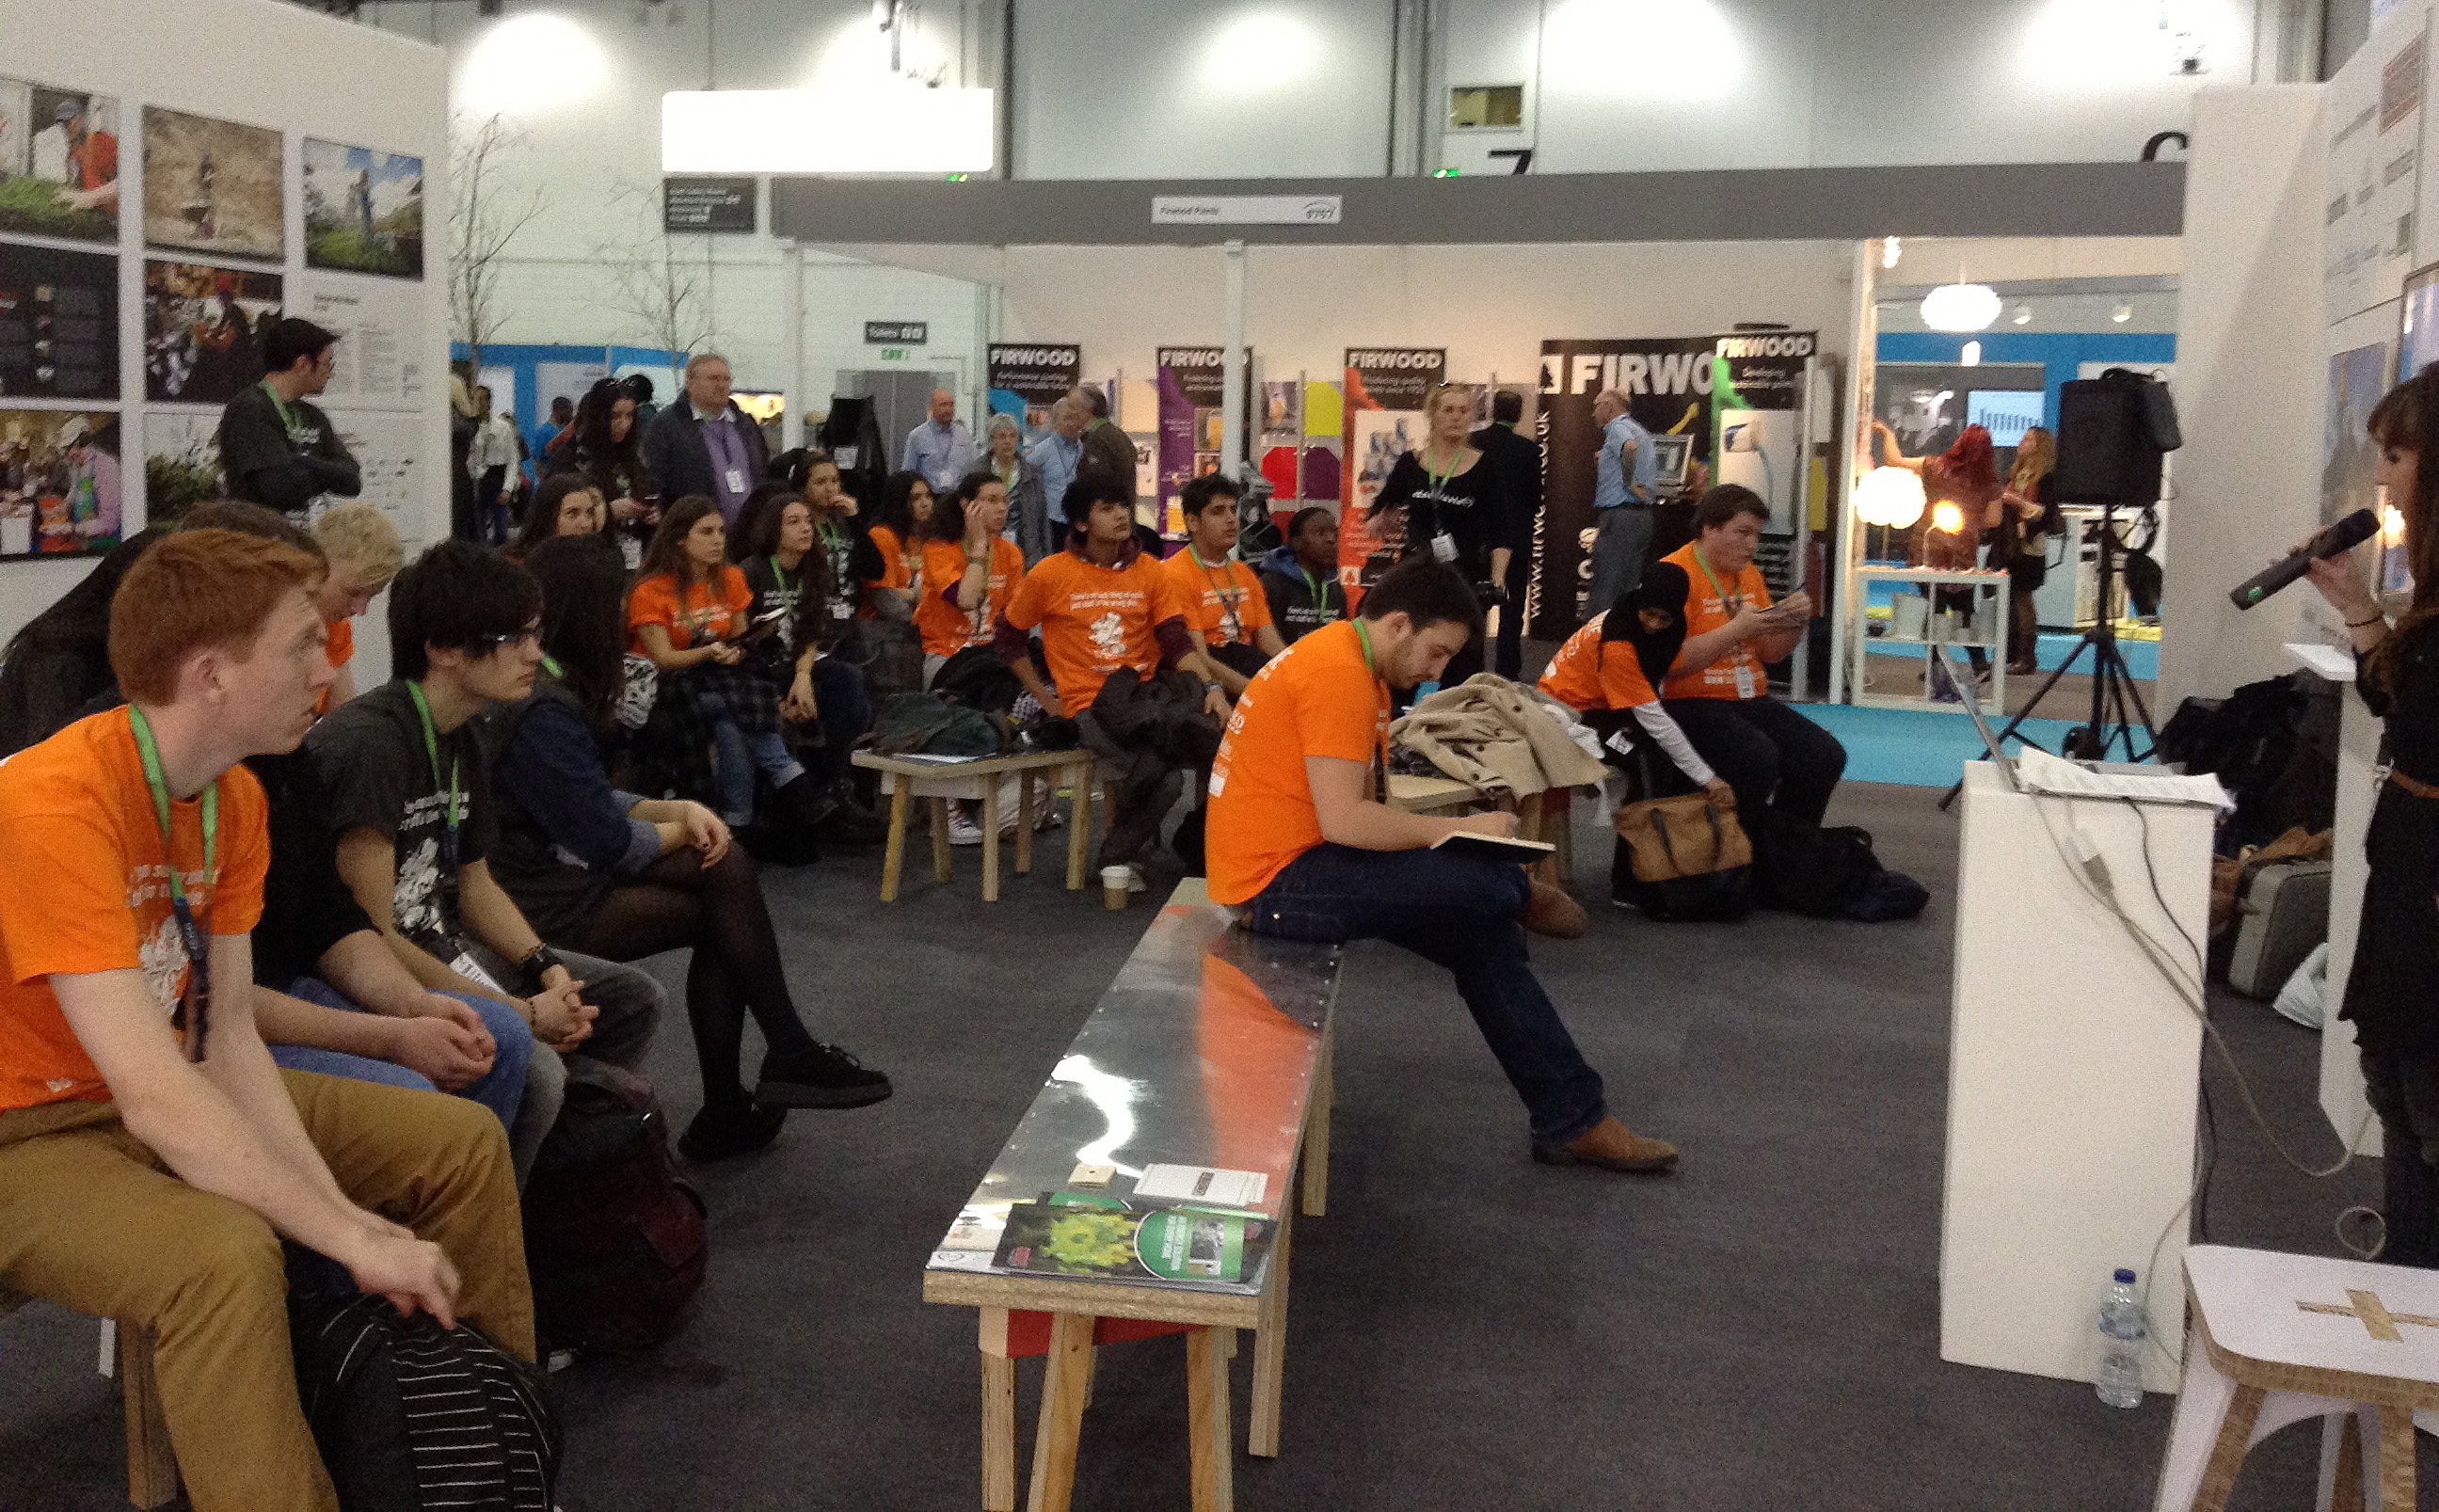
[1994,426,2062,674]
[566,376,656,568]
[493,533,891,1161]
[1369,383,1514,687]
[738,488,881,836]
[2309,365,2439,1265]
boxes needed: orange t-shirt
[1161,549,1272,648]
[1537,612,1661,712]
[1000,548,1187,717]
[915,536,1023,658]
[1658,542,1771,700]
[313,616,355,717]
[1205,619,1387,905]
[0,709,270,1110]
[628,565,752,653]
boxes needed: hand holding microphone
[2228,508,2380,611]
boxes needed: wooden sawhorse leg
[120,1321,177,1509]
[1300,1027,1332,1219]
[1249,1208,1291,1459]
[980,1309,1019,1512]
[1064,760,1092,890]
[1187,1326,1235,1512]
[1016,773,1036,876]
[879,779,910,901]
[1027,1313,1095,1512]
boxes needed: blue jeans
[267,977,532,1139]
[1241,844,1607,1145]
[697,686,805,823]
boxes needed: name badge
[725,467,747,494]
[448,951,504,994]
[831,601,852,618]
[1429,533,1458,564]
[1734,661,1756,699]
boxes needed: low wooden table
[853,748,1100,903]
[924,883,1340,1511]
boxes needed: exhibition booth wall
[0,0,450,683]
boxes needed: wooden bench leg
[1188,1326,1235,1512]
[981,780,1003,902]
[1026,1313,1094,1512]
[931,797,954,883]
[1065,762,1092,890]
[981,1352,1017,1512]
[1015,773,1036,876]
[119,1321,177,1509]
[1300,1029,1331,1219]
[880,780,909,902]
[2379,1403,2414,1512]
[1249,1207,1291,1458]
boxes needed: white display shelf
[1851,565,2010,712]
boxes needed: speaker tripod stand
[1940,501,2156,810]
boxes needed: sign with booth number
[662,177,757,233]
[865,321,929,345]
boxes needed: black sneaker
[678,1103,786,1162]
[757,1042,893,1109]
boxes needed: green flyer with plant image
[993,1198,1271,1286]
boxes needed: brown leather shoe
[1522,880,1586,939]
[1532,1115,1679,1173]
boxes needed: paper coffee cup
[1102,865,1131,909]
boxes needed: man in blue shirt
[1584,387,1659,621]
[901,388,974,493]
[1027,395,1084,539]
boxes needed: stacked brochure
[991,1190,1276,1290]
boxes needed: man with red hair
[0,529,531,1512]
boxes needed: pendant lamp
[1921,280,2001,333]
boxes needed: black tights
[561,846,819,1112]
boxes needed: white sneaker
[1033,804,1065,832]
[948,811,984,847]
[1124,864,1148,894]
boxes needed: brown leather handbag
[1613,789,1754,920]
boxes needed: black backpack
[521,1062,709,1355]
[290,1292,562,1512]
[1760,817,1930,922]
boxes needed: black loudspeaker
[2052,368,2179,506]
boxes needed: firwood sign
[1345,349,1443,368]
[1555,349,1715,396]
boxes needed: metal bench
[923,880,1340,1511]
[0,1292,178,1507]
[853,747,1101,902]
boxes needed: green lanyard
[262,379,298,437]
[1423,442,1461,493]
[127,706,215,1060]
[1188,544,1246,642]
[1690,546,1742,614]
[1350,619,1389,800]
[769,554,796,597]
[1300,568,1329,613]
[540,655,564,679]
[405,681,463,868]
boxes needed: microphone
[2228,508,2381,610]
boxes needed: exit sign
[864,321,928,345]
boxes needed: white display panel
[297,275,428,412]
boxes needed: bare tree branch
[591,181,713,366]
[447,113,547,374]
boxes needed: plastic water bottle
[2096,1267,2146,1409]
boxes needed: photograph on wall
[2324,342,2392,533]
[1529,337,1711,637]
[142,106,283,262]
[0,239,118,399]
[2400,261,2439,384]
[144,260,282,405]
[1340,348,1444,597]
[0,78,119,243]
[296,276,424,410]
[144,409,222,529]
[1257,378,1303,502]
[0,408,121,558]
[302,138,423,279]
[1709,330,1817,538]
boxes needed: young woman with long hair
[567,375,657,566]
[1995,426,2063,673]
[495,533,890,1159]
[2309,365,2439,1265]
[1367,382,1516,690]
[865,469,933,613]
[628,495,831,836]
[1873,420,2006,682]
[912,470,1025,679]
[507,472,607,561]
[738,488,883,838]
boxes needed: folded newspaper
[2011,745,2234,811]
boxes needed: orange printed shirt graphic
[1000,549,1187,716]
[0,710,270,1109]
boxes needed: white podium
[1942,760,2215,1393]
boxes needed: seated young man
[309,540,664,1180]
[1205,558,1678,1173]
[1160,472,1286,694]
[1654,485,1846,862]
[996,474,1229,890]
[1257,505,1347,645]
[307,500,405,714]
[0,530,531,1512]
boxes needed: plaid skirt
[630,661,787,804]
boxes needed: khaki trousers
[0,1070,534,1512]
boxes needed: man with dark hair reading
[1205,558,1678,1173]
[215,316,363,517]
[0,529,532,1512]
[310,540,664,1178]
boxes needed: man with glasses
[308,541,663,1180]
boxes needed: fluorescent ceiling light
[1541,0,1740,100]
[1202,9,1321,88]
[662,88,995,174]
[1921,281,2001,332]
[463,14,610,117]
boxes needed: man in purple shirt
[640,352,769,528]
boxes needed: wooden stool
[0,1291,178,1508]
[2156,1245,2439,1511]
[853,749,1096,902]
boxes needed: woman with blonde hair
[1367,381,1517,689]
[1996,426,2062,673]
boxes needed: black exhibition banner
[1530,336,1714,638]
[0,240,119,400]
[987,342,1081,404]
[662,176,757,233]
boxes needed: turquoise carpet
[1791,701,2091,788]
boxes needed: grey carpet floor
[0,778,2401,1510]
